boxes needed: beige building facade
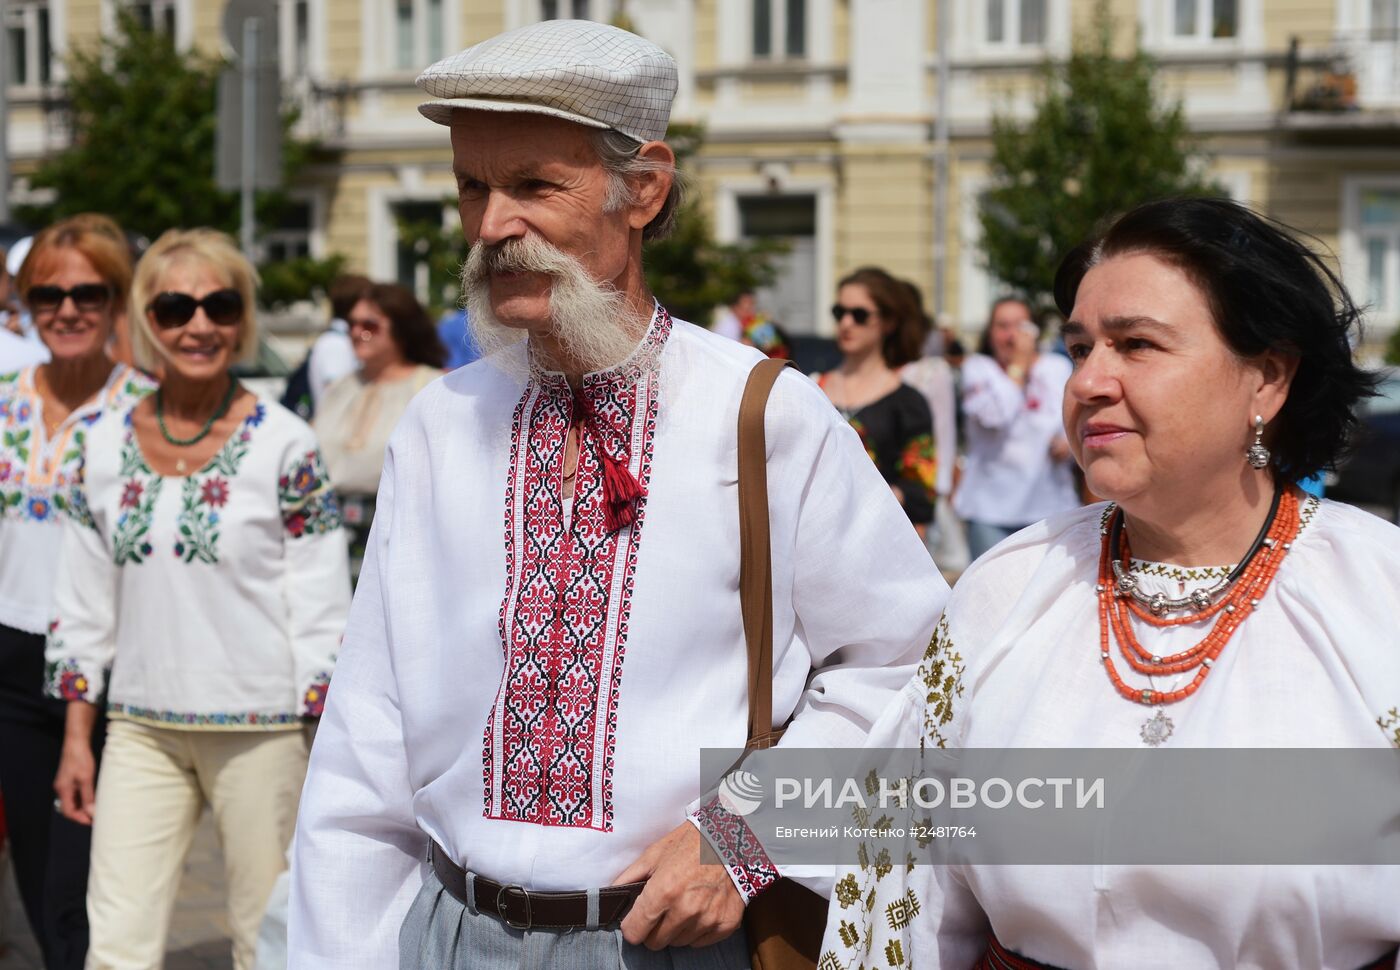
[5,0,1400,342]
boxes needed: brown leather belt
[428,841,646,931]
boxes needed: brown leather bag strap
[738,358,794,752]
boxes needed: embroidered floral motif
[168,405,268,563]
[1,367,153,527]
[1131,560,1233,582]
[175,476,223,563]
[44,621,98,702]
[484,309,670,831]
[108,703,303,728]
[919,616,964,750]
[691,796,780,902]
[302,673,332,717]
[113,431,161,565]
[898,434,937,505]
[278,449,342,538]
[1379,708,1400,748]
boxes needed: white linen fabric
[307,320,358,409]
[820,497,1400,970]
[953,352,1078,527]
[43,397,350,728]
[288,311,947,968]
[0,364,153,633]
[416,19,677,141]
[0,326,49,373]
[314,364,441,496]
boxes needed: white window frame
[280,0,326,80]
[102,0,192,51]
[368,181,456,304]
[714,175,835,336]
[1152,0,1240,47]
[382,0,455,75]
[979,0,1050,50]
[1342,175,1400,333]
[953,0,1068,65]
[751,0,808,62]
[5,0,53,90]
[263,191,327,263]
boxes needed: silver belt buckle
[496,884,533,931]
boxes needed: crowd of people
[0,219,455,968]
[0,15,1395,970]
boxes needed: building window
[541,0,591,18]
[5,1,52,88]
[1360,188,1400,323]
[752,0,805,60]
[1169,0,1236,41]
[126,0,179,35]
[283,0,311,76]
[394,0,445,71]
[264,200,315,263]
[985,0,1046,46]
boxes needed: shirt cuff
[687,796,780,904]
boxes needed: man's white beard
[462,235,643,377]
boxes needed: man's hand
[615,821,745,950]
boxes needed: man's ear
[626,141,676,232]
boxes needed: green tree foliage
[978,5,1221,307]
[393,124,786,325]
[18,12,337,304]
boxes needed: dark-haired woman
[816,267,936,530]
[314,283,445,579]
[820,198,1399,969]
[955,296,1079,561]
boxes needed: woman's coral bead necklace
[1096,487,1300,707]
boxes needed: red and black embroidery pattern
[484,311,670,830]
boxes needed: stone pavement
[0,814,234,970]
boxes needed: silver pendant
[175,458,187,474]
[1140,708,1174,746]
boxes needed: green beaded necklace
[156,376,239,447]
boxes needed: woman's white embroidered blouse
[44,397,351,728]
[0,364,155,634]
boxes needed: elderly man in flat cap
[288,19,946,969]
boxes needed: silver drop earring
[1246,415,1270,469]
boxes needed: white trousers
[86,719,308,970]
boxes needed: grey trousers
[398,870,752,970]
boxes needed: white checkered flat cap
[416,20,677,143]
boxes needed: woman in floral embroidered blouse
[0,215,153,970]
[815,267,937,532]
[45,229,350,970]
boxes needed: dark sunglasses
[831,303,873,325]
[26,283,113,313]
[347,317,383,336]
[147,289,244,329]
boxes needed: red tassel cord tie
[572,391,645,533]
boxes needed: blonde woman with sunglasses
[45,228,350,970]
[0,216,153,970]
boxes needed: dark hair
[329,273,372,322]
[361,283,447,369]
[975,296,1037,357]
[1052,197,1379,482]
[837,266,925,368]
